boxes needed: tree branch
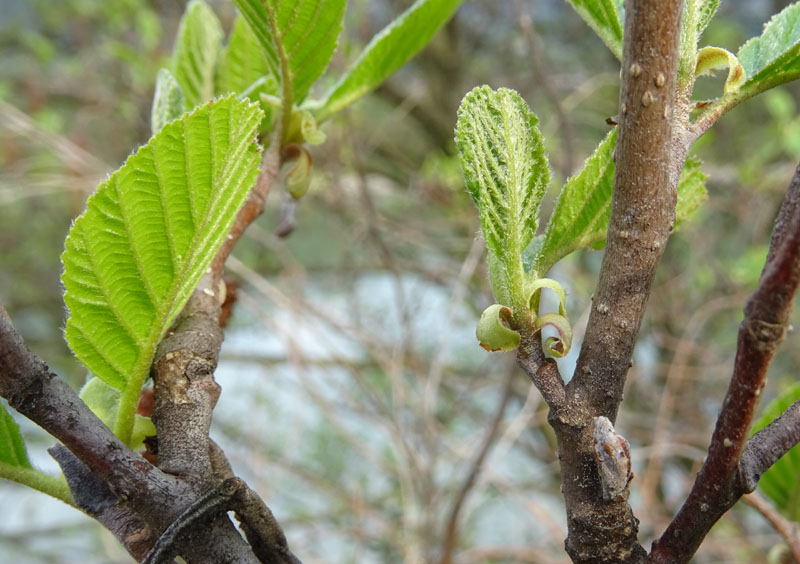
[649,162,800,563]
[440,369,515,564]
[151,142,282,481]
[526,1,685,562]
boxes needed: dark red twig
[649,162,800,563]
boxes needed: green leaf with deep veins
[533,131,707,275]
[61,95,263,444]
[563,0,623,60]
[232,0,346,103]
[172,0,223,108]
[456,86,550,314]
[151,68,185,134]
[312,0,464,121]
[737,3,800,92]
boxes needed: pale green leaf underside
[751,383,800,521]
[62,96,263,432]
[173,0,223,109]
[312,0,464,121]
[233,0,346,103]
[0,403,31,468]
[455,86,549,261]
[151,68,185,135]
[564,0,623,60]
[216,16,272,96]
[533,131,707,275]
[738,3,800,91]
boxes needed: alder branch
[520,2,685,562]
[0,305,262,563]
[151,142,282,481]
[650,162,800,563]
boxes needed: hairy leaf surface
[173,0,223,108]
[0,404,31,469]
[533,132,707,274]
[752,383,800,522]
[455,86,549,262]
[564,0,623,60]
[233,0,346,103]
[535,129,616,275]
[313,0,464,121]
[62,96,263,441]
[151,68,185,134]
[738,3,800,92]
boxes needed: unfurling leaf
[527,278,568,317]
[476,304,520,352]
[61,95,264,444]
[312,0,465,121]
[455,86,549,315]
[172,0,223,108]
[535,313,573,358]
[283,145,313,199]
[696,46,745,94]
[151,68,185,134]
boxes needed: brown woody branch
[517,2,685,563]
[649,162,800,563]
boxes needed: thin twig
[650,162,800,563]
[440,370,515,564]
[742,491,800,564]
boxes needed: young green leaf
[476,304,520,352]
[232,0,346,103]
[61,95,264,444]
[0,403,31,469]
[80,378,156,448]
[311,0,464,121]
[151,68,185,134]
[737,3,800,94]
[534,129,616,276]
[216,16,272,96]
[695,46,746,94]
[173,0,223,109]
[456,86,549,314]
[695,0,720,37]
[533,131,707,275]
[679,0,722,85]
[563,0,623,61]
[674,156,708,228]
[751,383,800,522]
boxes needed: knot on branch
[743,318,786,352]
